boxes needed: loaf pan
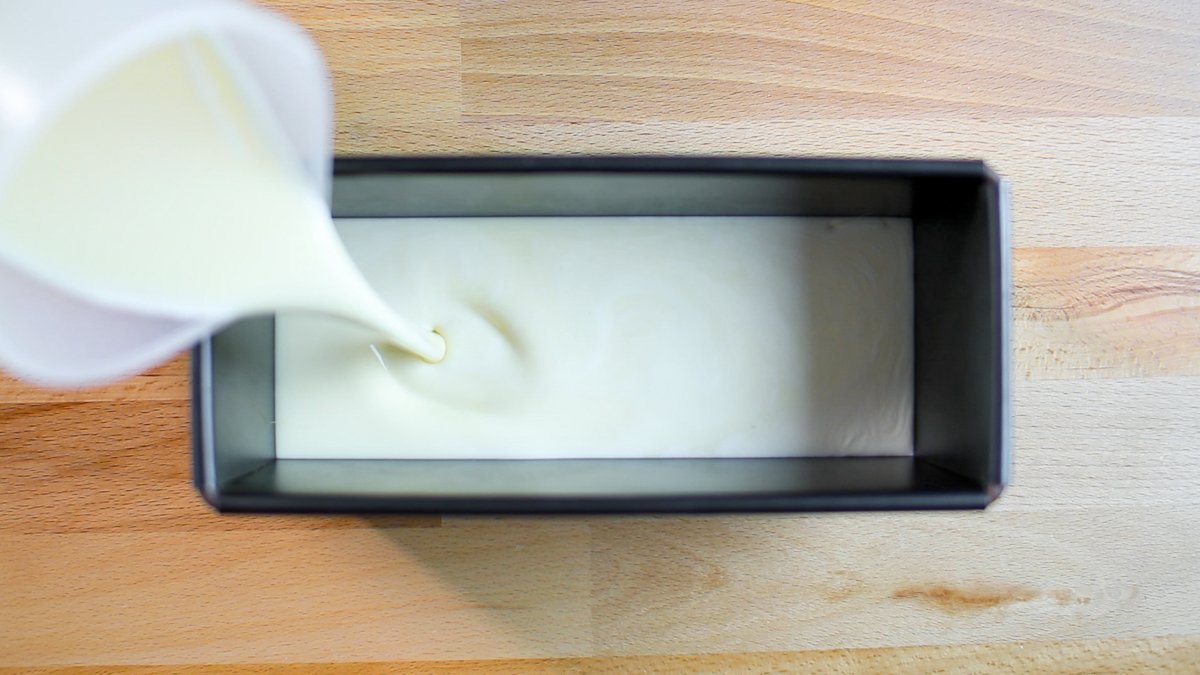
[191,156,1010,514]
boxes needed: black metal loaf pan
[192,156,1010,514]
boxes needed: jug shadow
[364,512,850,657]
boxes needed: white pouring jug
[0,0,331,387]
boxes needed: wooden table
[3,1,1199,671]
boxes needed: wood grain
[0,358,188,403]
[457,0,1200,120]
[3,507,1198,665]
[3,0,1200,671]
[4,636,1199,673]
[1014,247,1200,378]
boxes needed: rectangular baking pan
[192,156,1010,513]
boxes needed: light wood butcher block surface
[3,1,1199,672]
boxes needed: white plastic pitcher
[0,0,329,387]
